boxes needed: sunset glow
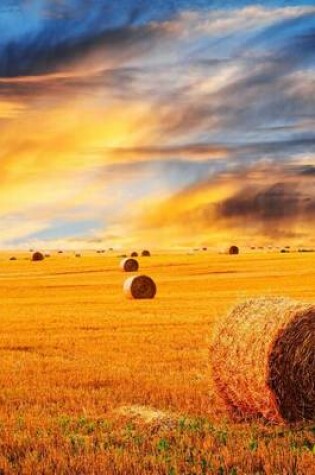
[0,1,314,249]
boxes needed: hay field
[0,251,314,474]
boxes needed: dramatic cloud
[0,2,314,248]
[128,164,315,247]
[218,183,312,221]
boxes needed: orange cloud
[0,100,26,119]
[115,163,315,249]
[0,96,159,216]
[0,4,314,249]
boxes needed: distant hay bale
[210,298,315,423]
[124,275,157,300]
[9,257,17,261]
[120,258,139,272]
[45,254,50,258]
[229,245,239,255]
[58,250,63,254]
[141,250,151,257]
[32,251,44,262]
[131,252,138,257]
[75,253,81,258]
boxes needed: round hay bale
[210,298,315,423]
[9,257,17,261]
[75,253,81,258]
[141,250,151,257]
[131,252,138,257]
[120,258,139,272]
[228,245,239,255]
[124,275,157,300]
[32,251,44,262]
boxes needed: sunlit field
[0,250,314,474]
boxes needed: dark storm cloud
[298,165,315,176]
[217,182,315,221]
[140,161,315,241]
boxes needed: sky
[0,0,314,250]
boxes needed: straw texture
[211,298,315,423]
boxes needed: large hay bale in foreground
[120,258,139,272]
[211,298,315,423]
[32,251,44,262]
[228,245,239,255]
[124,275,157,300]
